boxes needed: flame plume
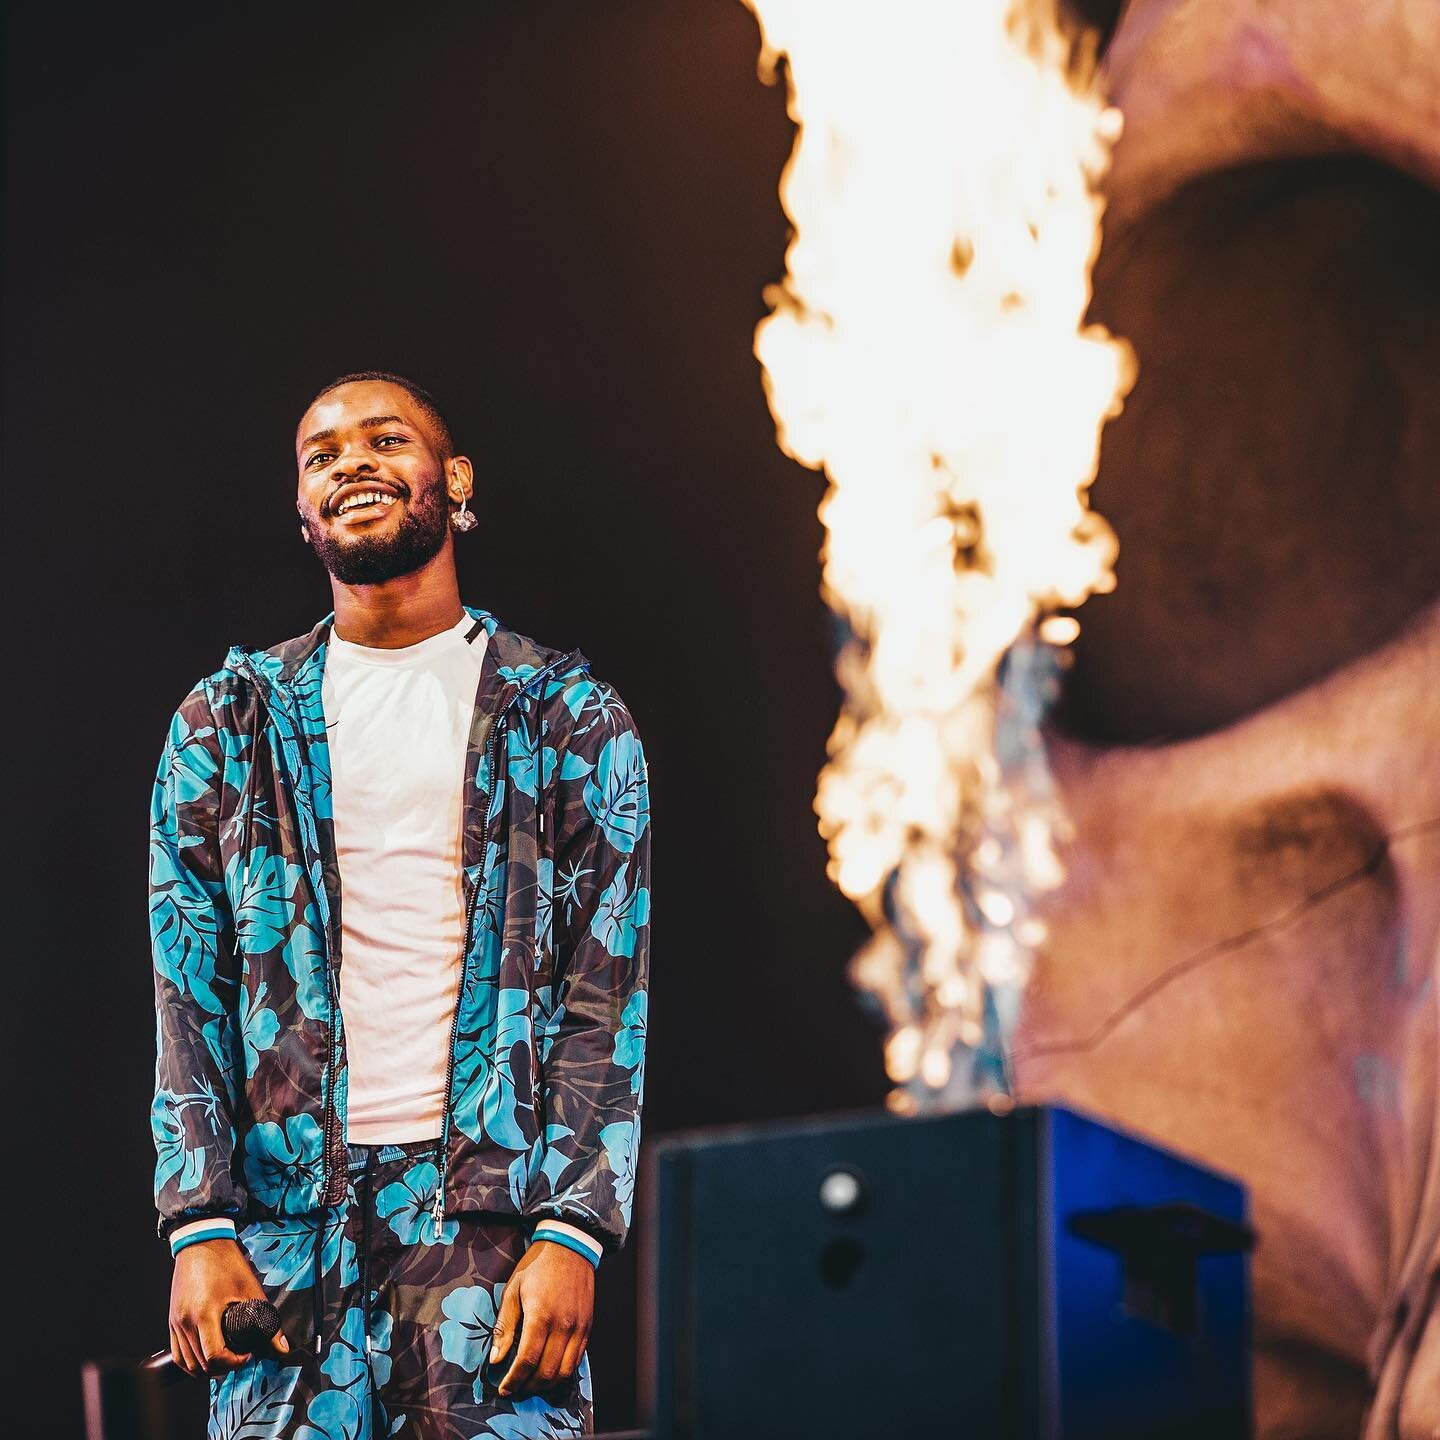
[743,0,1137,1109]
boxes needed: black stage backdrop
[2,3,889,1432]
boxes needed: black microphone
[142,1299,283,1384]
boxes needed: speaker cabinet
[640,1104,1251,1440]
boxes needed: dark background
[14,0,1439,1432]
[3,3,890,1432]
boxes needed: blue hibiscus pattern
[453,987,533,1152]
[244,1114,324,1211]
[439,1281,505,1403]
[320,1305,393,1392]
[588,861,650,960]
[209,1357,302,1438]
[612,992,647,1099]
[243,1208,356,1289]
[153,605,650,1261]
[481,1394,590,1440]
[152,1086,213,1193]
[294,1390,364,1440]
[239,979,279,1073]
[581,733,650,853]
[375,1160,458,1245]
[150,803,227,1017]
[599,1119,640,1228]
[215,1144,591,1437]
[507,1123,579,1209]
[200,1013,242,1108]
[506,715,557,800]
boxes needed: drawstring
[312,1205,326,1352]
[243,700,260,861]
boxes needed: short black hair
[306,370,454,459]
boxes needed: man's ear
[447,455,475,505]
[297,502,311,545]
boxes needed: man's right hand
[168,1239,290,1379]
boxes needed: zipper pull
[431,1190,444,1241]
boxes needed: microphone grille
[221,1297,281,1351]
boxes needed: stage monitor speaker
[640,1103,1251,1440]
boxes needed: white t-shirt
[322,612,486,1145]
[317,610,604,1265]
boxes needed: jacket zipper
[430,650,585,1238]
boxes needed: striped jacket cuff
[531,1219,603,1268]
[168,1217,239,1257]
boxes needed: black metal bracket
[1069,1202,1256,1335]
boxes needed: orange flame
[744,0,1136,1108]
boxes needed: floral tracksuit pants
[209,1140,594,1439]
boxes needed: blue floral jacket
[150,605,651,1257]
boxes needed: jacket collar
[222,605,588,719]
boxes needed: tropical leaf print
[209,1359,299,1439]
[439,1281,506,1404]
[554,858,593,929]
[599,1119,640,1227]
[375,1161,458,1245]
[453,988,531,1150]
[581,733,650,854]
[568,679,625,741]
[318,1305,392,1392]
[483,1404,588,1440]
[201,1014,242,1107]
[476,849,510,956]
[612,992,647,1098]
[508,1123,579,1208]
[294,1388,364,1440]
[558,751,593,782]
[533,984,566,1066]
[506,715,557,800]
[150,838,226,1014]
[498,663,543,685]
[282,893,329,1022]
[169,725,222,806]
[243,1209,354,1289]
[588,862,651,960]
[243,1114,323,1210]
[155,614,649,1265]
[555,675,594,718]
[535,858,554,963]
[228,849,303,954]
[239,980,279,1073]
[151,1089,210,1193]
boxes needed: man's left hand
[490,1240,595,1399]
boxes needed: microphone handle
[144,1299,283,1385]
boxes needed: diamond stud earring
[451,497,478,533]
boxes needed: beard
[306,475,452,585]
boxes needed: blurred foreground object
[641,1104,1252,1439]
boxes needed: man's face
[295,379,455,585]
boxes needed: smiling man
[150,371,651,1438]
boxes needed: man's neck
[329,553,465,649]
